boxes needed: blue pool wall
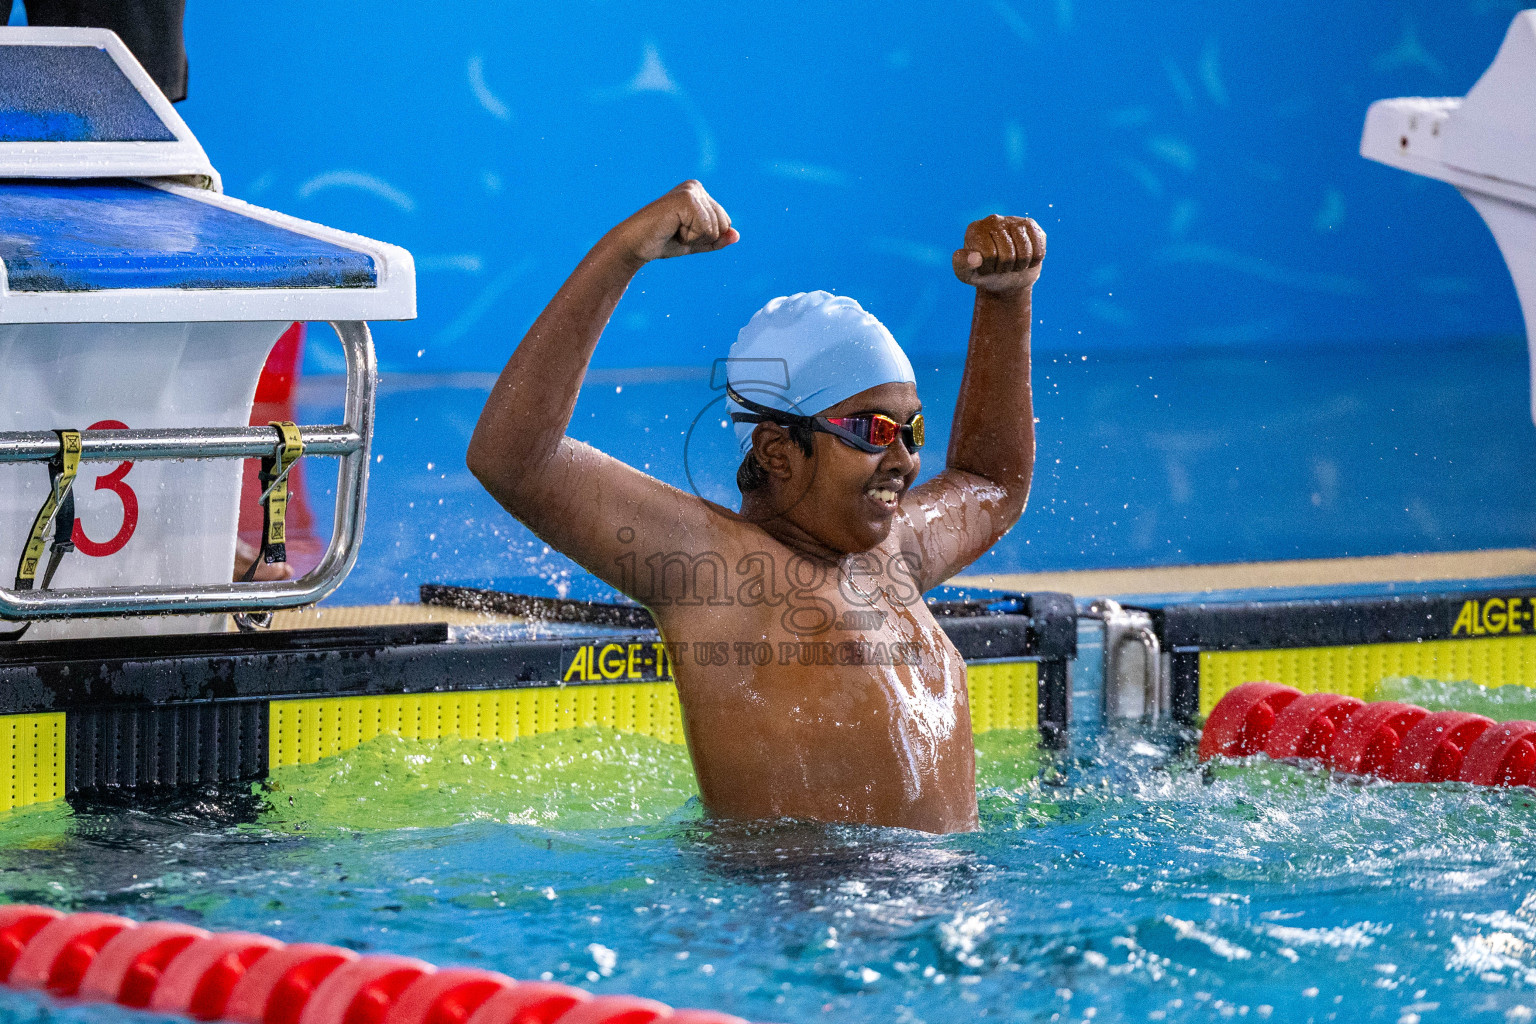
[154,2,1527,375]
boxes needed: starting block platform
[0,26,413,639]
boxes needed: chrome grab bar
[1084,597,1167,723]
[0,320,376,621]
[0,426,362,463]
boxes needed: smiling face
[764,381,923,554]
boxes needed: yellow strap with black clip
[242,421,304,582]
[3,429,83,641]
[15,429,81,592]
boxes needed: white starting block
[0,27,414,639]
[1362,11,1536,423]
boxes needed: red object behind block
[78,921,208,1007]
[151,932,285,1020]
[1459,720,1536,787]
[255,323,306,404]
[1262,692,1364,760]
[1198,682,1303,760]
[1385,711,1495,782]
[1324,701,1429,776]
[241,321,321,577]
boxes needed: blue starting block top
[0,26,414,323]
[0,179,377,292]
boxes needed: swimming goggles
[727,385,924,454]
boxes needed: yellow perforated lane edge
[270,684,688,767]
[967,660,1038,733]
[271,661,1039,768]
[0,713,65,811]
[1199,634,1536,717]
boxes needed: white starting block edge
[1361,10,1536,424]
[0,181,416,325]
[0,27,218,188]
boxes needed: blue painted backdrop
[159,2,1525,375]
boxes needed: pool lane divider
[1199,680,1536,785]
[0,905,756,1024]
[1163,586,1536,724]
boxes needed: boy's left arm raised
[903,213,1045,590]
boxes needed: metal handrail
[1086,598,1167,723]
[0,320,376,621]
[0,426,362,463]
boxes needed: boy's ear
[751,423,799,480]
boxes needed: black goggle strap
[727,388,885,455]
[726,385,813,426]
[813,417,887,454]
[727,385,922,453]
[906,413,924,450]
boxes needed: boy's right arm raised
[467,181,739,597]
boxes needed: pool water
[8,334,1536,1021]
[6,722,1536,1023]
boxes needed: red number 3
[72,419,138,557]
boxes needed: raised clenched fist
[952,214,1045,293]
[613,180,739,264]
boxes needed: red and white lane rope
[0,905,756,1024]
[1200,680,1536,786]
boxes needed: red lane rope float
[1461,720,1536,787]
[79,921,209,1007]
[1384,711,1494,783]
[1322,701,1428,776]
[227,943,358,1024]
[0,906,62,982]
[152,932,285,1020]
[1261,693,1363,761]
[0,907,755,1024]
[1197,682,1301,760]
[12,912,134,996]
[1201,681,1536,790]
[382,968,516,1024]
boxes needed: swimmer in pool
[469,181,1042,834]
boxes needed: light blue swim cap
[725,291,915,451]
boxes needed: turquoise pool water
[12,334,1535,1023]
[5,722,1536,1023]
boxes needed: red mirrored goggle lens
[826,413,924,451]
